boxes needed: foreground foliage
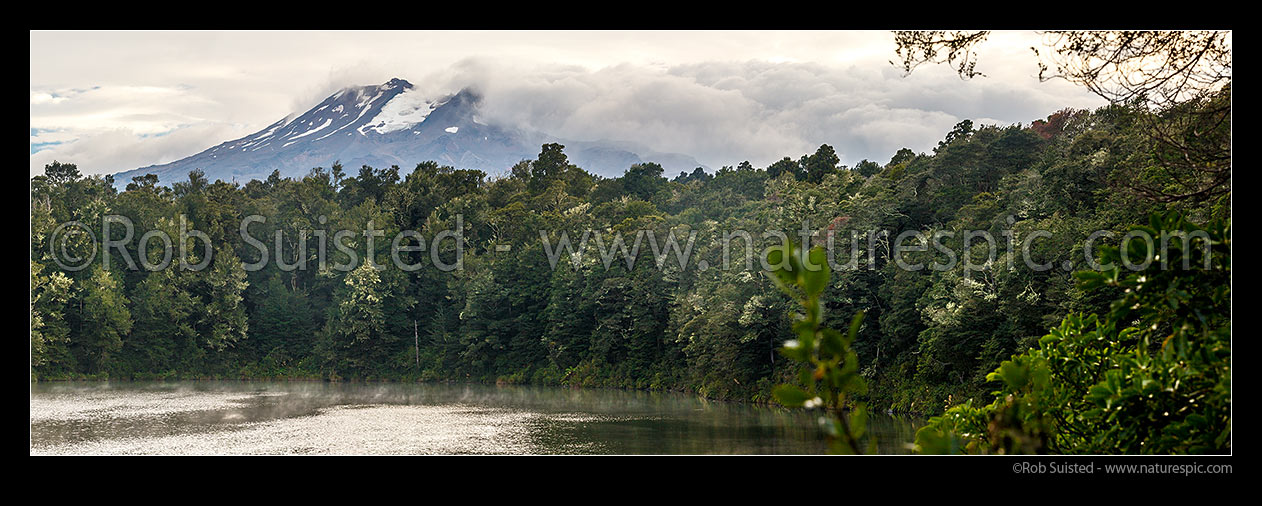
[766,242,873,453]
[915,213,1230,454]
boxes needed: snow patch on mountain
[287,118,333,140]
[364,89,441,135]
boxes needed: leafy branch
[765,241,872,454]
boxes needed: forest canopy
[31,86,1228,423]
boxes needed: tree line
[31,92,1228,423]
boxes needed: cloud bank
[30,31,1107,177]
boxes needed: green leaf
[997,360,1029,389]
[801,247,830,295]
[851,404,868,439]
[764,245,797,287]
[773,384,811,408]
[819,328,844,358]
[846,312,865,344]
[914,426,960,455]
[778,345,810,363]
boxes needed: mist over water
[30,381,922,455]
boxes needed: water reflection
[30,382,922,455]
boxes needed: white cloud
[30,123,256,181]
[30,30,1108,177]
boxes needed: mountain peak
[382,77,412,89]
[113,78,702,186]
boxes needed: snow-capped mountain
[114,78,703,185]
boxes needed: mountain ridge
[113,78,704,186]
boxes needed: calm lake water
[30,381,922,455]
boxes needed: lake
[30,381,922,455]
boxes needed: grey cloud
[31,31,1108,177]
[456,58,1103,170]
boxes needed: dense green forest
[30,82,1230,430]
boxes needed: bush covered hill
[31,94,1229,418]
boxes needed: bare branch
[891,31,991,79]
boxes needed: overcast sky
[30,30,1108,177]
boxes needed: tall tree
[804,144,841,183]
[80,266,132,373]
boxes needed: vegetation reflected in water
[30,381,922,455]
